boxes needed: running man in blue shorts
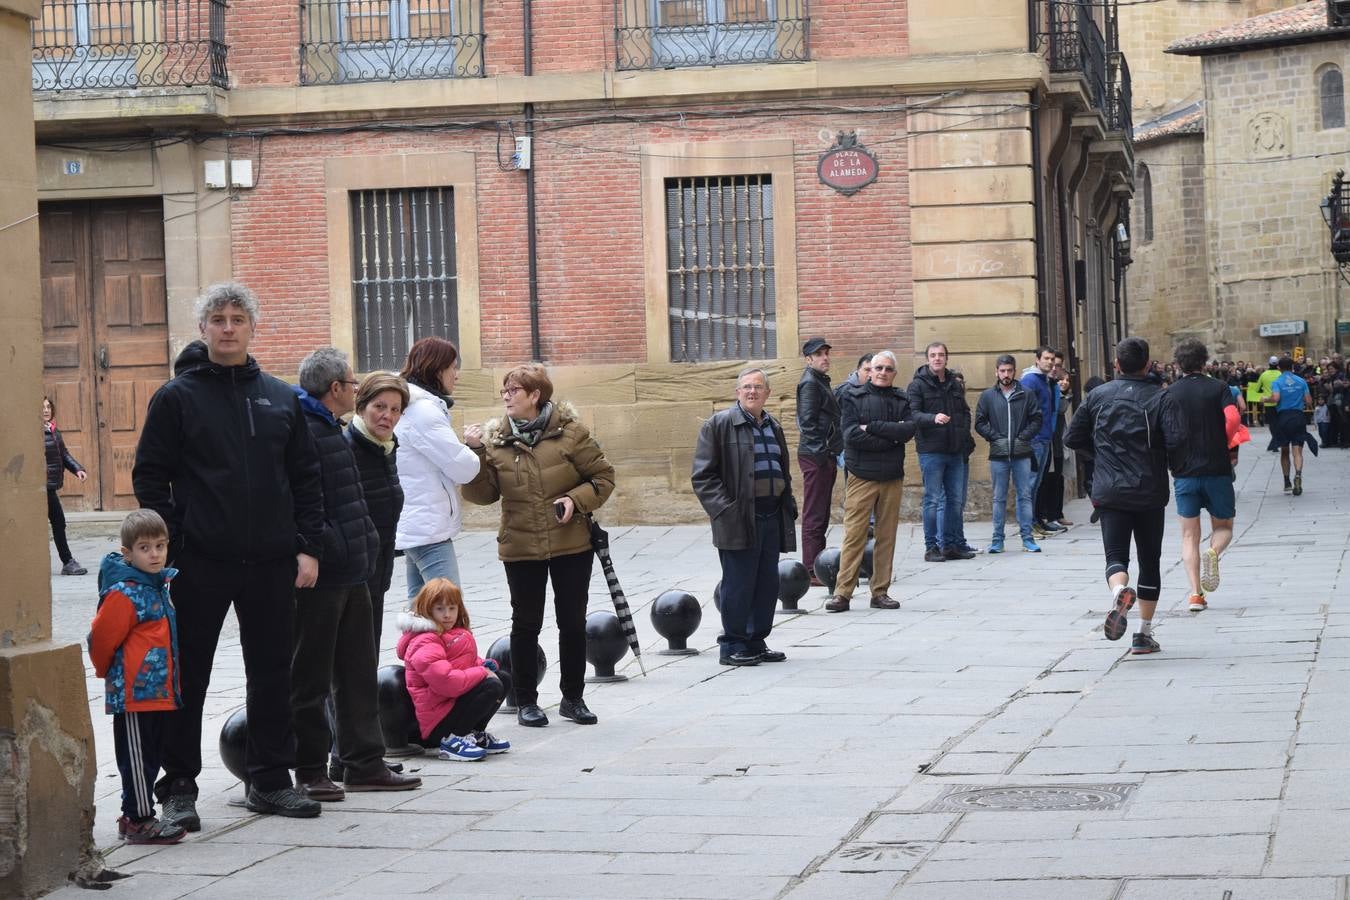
[1167,339,1236,612]
[1269,357,1316,496]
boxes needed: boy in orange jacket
[87,509,185,844]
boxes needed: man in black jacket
[974,355,1043,554]
[907,342,973,562]
[826,351,920,613]
[796,337,842,582]
[1065,337,1184,656]
[291,348,421,801]
[692,368,798,666]
[133,282,326,826]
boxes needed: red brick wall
[812,0,908,59]
[228,0,300,86]
[231,103,912,374]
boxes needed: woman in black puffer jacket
[345,372,408,648]
[43,396,88,576]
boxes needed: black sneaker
[1130,632,1161,655]
[559,697,598,725]
[942,546,976,561]
[719,650,762,666]
[1293,474,1303,496]
[1104,586,1136,642]
[1284,479,1293,493]
[160,793,201,832]
[923,547,946,563]
[245,785,321,818]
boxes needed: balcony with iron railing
[1039,0,1107,114]
[616,0,808,71]
[300,0,484,85]
[31,0,227,90]
[1106,51,1132,138]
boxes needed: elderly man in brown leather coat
[691,367,798,668]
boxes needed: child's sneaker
[1188,593,1208,612]
[118,815,187,845]
[472,731,511,754]
[438,734,486,761]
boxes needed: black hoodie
[132,341,324,564]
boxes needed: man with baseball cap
[796,337,842,582]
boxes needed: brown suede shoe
[869,594,900,610]
[295,770,345,802]
[343,767,422,792]
[824,595,851,613]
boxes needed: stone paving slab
[40,436,1350,896]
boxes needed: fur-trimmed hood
[396,610,440,635]
[481,400,580,447]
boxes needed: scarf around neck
[351,413,396,455]
[509,401,554,447]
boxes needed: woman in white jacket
[395,337,481,598]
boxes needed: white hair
[872,350,898,368]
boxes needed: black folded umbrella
[589,519,647,676]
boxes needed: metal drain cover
[923,783,1136,812]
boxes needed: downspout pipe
[525,0,541,361]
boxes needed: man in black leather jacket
[825,351,921,613]
[796,337,842,581]
[1065,337,1184,656]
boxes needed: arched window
[1137,163,1153,243]
[1320,65,1344,129]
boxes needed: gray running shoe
[245,785,321,818]
[160,794,200,832]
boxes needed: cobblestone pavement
[44,431,1350,898]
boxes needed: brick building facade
[31,1,1132,520]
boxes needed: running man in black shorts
[1065,338,1184,655]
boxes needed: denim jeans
[1029,441,1051,518]
[937,457,972,548]
[990,456,1035,543]
[404,539,462,600]
[918,452,966,550]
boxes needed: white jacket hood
[393,382,482,549]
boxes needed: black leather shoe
[923,548,946,563]
[943,546,976,560]
[758,648,787,663]
[560,697,598,724]
[517,704,549,727]
[719,651,761,666]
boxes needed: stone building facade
[1130,4,1349,362]
[31,1,1133,521]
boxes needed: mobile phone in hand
[554,501,567,521]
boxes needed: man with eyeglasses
[825,350,918,613]
[692,368,799,666]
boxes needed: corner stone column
[0,0,98,893]
[908,91,1041,513]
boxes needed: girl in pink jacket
[396,578,511,761]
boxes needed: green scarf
[508,401,554,447]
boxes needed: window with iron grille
[665,175,776,362]
[350,188,458,371]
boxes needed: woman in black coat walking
[43,396,88,575]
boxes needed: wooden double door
[40,199,170,512]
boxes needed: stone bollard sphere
[776,560,810,613]
[584,610,630,682]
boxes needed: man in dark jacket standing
[291,348,421,801]
[796,337,842,582]
[692,368,798,667]
[1065,337,1183,656]
[974,355,1043,554]
[826,351,919,613]
[907,342,973,562]
[1021,347,1065,536]
[133,282,326,826]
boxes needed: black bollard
[486,636,546,715]
[584,610,630,683]
[713,580,723,612]
[860,539,875,581]
[776,560,810,614]
[813,547,842,593]
[651,590,702,655]
[375,665,424,758]
[218,707,249,786]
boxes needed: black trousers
[114,711,165,820]
[717,512,780,656]
[156,550,297,796]
[292,582,385,776]
[503,551,593,706]
[47,488,73,564]
[1098,506,1166,603]
[415,672,512,745]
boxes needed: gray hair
[736,367,770,391]
[872,350,898,368]
[298,347,350,397]
[195,282,260,326]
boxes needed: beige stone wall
[1128,133,1210,355]
[1119,0,1300,119]
[1202,41,1347,359]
